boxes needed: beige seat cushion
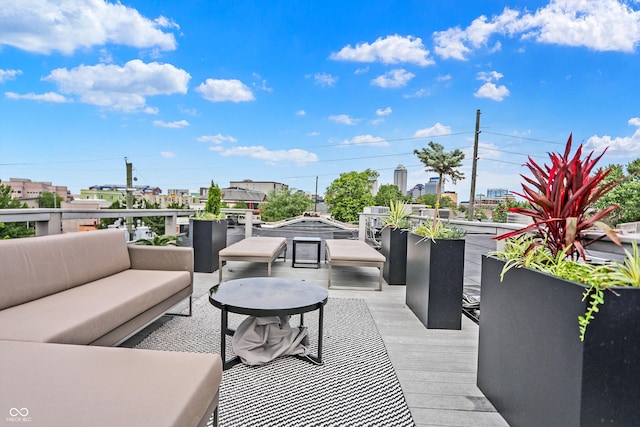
[325,239,386,262]
[0,340,221,427]
[219,236,286,259]
[0,270,190,344]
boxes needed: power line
[481,131,565,146]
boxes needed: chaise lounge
[218,236,287,282]
[325,239,386,291]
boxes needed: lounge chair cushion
[219,236,286,260]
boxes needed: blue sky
[2,0,640,202]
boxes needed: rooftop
[122,229,507,426]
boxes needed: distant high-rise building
[424,177,442,195]
[394,165,407,194]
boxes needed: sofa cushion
[0,269,190,344]
[0,229,131,310]
[0,340,222,427]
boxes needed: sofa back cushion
[0,229,131,310]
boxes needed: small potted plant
[405,220,466,329]
[379,200,411,285]
[477,134,640,427]
[190,180,228,273]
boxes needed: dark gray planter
[380,227,408,285]
[405,233,465,329]
[190,219,228,273]
[478,255,640,427]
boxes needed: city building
[487,188,511,199]
[6,178,69,204]
[409,183,425,199]
[393,165,408,195]
[221,187,266,211]
[228,180,288,195]
[424,177,442,195]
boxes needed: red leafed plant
[495,133,621,260]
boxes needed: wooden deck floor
[124,233,508,426]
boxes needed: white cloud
[220,146,318,164]
[252,73,273,92]
[295,109,306,116]
[433,0,640,60]
[330,34,434,66]
[0,69,22,83]
[376,107,392,116]
[340,134,388,147]
[474,82,510,101]
[586,117,640,157]
[354,66,369,75]
[42,59,190,112]
[404,88,430,98]
[196,79,255,103]
[5,91,69,103]
[0,0,178,54]
[160,151,176,158]
[306,72,338,87]
[307,131,320,136]
[197,134,238,144]
[153,119,189,128]
[371,69,415,88]
[414,123,452,138]
[437,74,452,82]
[477,71,504,82]
[329,114,356,125]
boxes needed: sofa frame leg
[167,296,193,317]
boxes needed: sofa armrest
[127,245,194,284]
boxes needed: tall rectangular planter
[478,255,640,427]
[190,219,228,273]
[405,233,465,329]
[380,227,408,285]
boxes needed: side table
[292,237,322,268]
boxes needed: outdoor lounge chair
[325,239,386,291]
[218,236,287,282]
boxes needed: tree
[492,200,530,223]
[261,188,312,222]
[374,184,404,207]
[205,180,222,216]
[0,180,35,239]
[416,193,454,208]
[325,169,379,223]
[37,191,63,208]
[594,159,640,226]
[414,142,464,226]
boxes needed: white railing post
[245,211,253,237]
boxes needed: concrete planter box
[478,255,640,426]
[405,233,464,329]
[190,219,228,273]
[380,227,408,285]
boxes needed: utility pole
[125,157,134,237]
[314,176,318,213]
[468,109,481,221]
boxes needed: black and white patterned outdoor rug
[135,295,415,427]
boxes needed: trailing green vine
[578,286,605,342]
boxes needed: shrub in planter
[191,180,228,273]
[380,200,411,285]
[477,134,640,426]
[405,221,466,329]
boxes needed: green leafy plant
[196,180,226,221]
[412,220,465,242]
[382,200,411,230]
[493,134,629,340]
[134,235,179,246]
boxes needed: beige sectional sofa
[0,229,222,427]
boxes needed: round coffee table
[209,277,329,369]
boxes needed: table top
[209,277,328,316]
[293,236,322,242]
